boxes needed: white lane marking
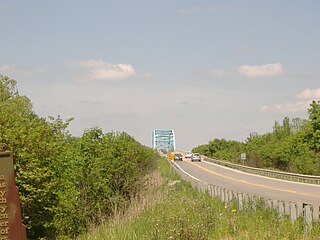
[172,161,203,182]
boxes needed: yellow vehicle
[168,153,175,161]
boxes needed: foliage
[0,75,158,239]
[0,75,71,238]
[192,102,320,175]
[54,127,158,238]
[80,157,320,240]
[193,139,245,163]
[307,100,320,152]
[2,73,320,238]
[245,113,319,174]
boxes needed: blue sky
[1,0,320,150]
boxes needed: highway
[173,156,320,206]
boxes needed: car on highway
[185,151,193,158]
[174,153,183,161]
[191,153,201,162]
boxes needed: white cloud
[297,88,320,100]
[237,63,283,77]
[260,87,320,113]
[77,59,135,81]
[260,101,311,113]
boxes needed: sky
[1,0,320,150]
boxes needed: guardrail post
[211,185,215,197]
[208,184,213,197]
[265,199,272,209]
[213,185,218,197]
[297,203,303,217]
[252,196,258,211]
[224,189,228,203]
[313,205,320,222]
[303,205,312,235]
[277,201,285,217]
[290,202,298,221]
[284,201,290,216]
[223,190,228,203]
[217,187,222,200]
[226,190,231,203]
[231,191,236,202]
[220,187,224,201]
[206,183,210,193]
[221,188,225,202]
[238,193,244,210]
[221,188,226,203]
[228,190,233,203]
[243,194,250,206]
[271,199,278,211]
[226,190,230,203]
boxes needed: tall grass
[78,158,320,240]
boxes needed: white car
[185,152,193,158]
[191,153,201,162]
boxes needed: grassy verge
[78,158,320,240]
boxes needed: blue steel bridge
[152,129,175,153]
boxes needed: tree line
[0,75,159,239]
[193,101,320,175]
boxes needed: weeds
[78,158,320,240]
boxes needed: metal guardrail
[203,157,320,185]
[168,159,320,230]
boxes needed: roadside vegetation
[0,75,159,239]
[193,101,320,175]
[80,157,320,240]
[2,74,320,239]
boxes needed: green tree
[0,75,72,239]
[307,100,320,152]
[53,127,158,238]
[193,138,244,163]
[0,75,159,239]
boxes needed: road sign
[0,150,26,240]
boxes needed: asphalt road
[173,156,320,205]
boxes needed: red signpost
[0,148,26,240]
